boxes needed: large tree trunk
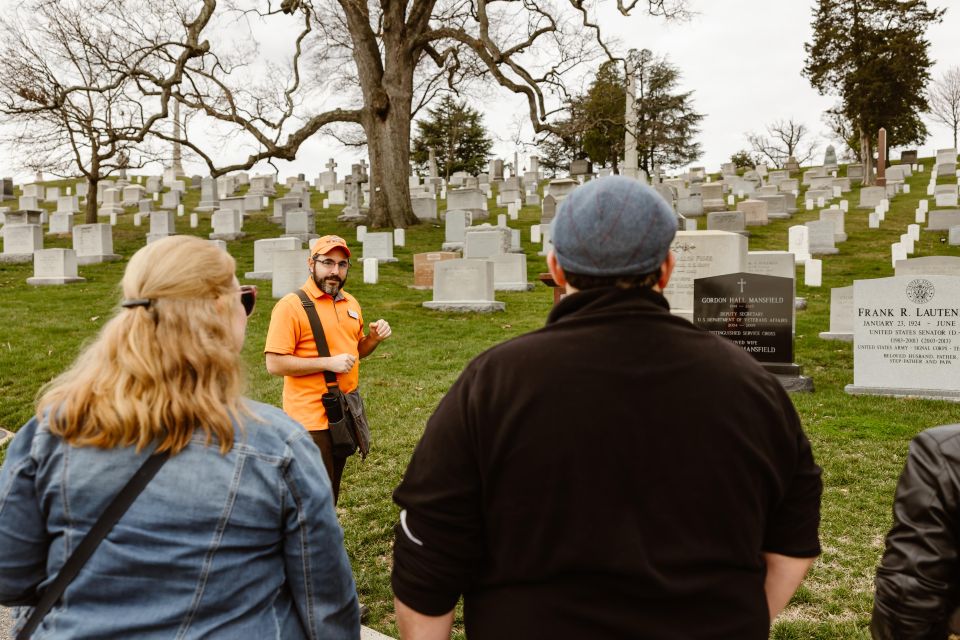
[350,5,420,229]
[364,97,419,229]
[84,175,99,224]
[859,125,874,186]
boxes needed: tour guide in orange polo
[264,235,392,503]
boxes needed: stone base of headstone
[440,243,464,252]
[367,256,398,264]
[494,282,534,292]
[835,233,848,243]
[0,254,35,264]
[763,363,814,393]
[767,212,791,220]
[27,275,86,285]
[422,300,505,313]
[818,331,853,342]
[98,206,124,217]
[245,271,273,280]
[77,253,122,265]
[810,247,839,256]
[209,232,246,241]
[282,232,319,244]
[195,204,218,213]
[845,385,960,402]
[337,210,369,224]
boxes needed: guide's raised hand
[369,319,392,342]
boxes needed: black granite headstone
[694,272,797,373]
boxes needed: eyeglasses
[240,285,258,317]
[313,257,351,270]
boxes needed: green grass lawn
[2,165,960,638]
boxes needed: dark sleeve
[0,419,49,606]
[392,366,484,616]
[762,389,823,557]
[871,430,959,639]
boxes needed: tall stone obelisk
[622,49,639,179]
[171,100,185,178]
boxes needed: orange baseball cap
[310,235,351,258]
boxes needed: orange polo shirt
[264,277,365,431]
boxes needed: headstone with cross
[693,271,812,392]
[338,163,369,222]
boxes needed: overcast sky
[2,0,959,180]
[244,0,960,176]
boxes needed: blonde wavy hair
[37,235,248,455]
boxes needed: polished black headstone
[693,272,794,365]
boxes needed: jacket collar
[301,277,346,302]
[546,286,670,326]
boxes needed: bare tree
[746,119,818,169]
[0,1,209,223]
[928,66,960,150]
[122,0,690,228]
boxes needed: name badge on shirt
[347,309,359,320]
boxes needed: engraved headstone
[27,248,85,285]
[362,232,399,263]
[73,223,121,264]
[1,224,42,263]
[422,259,505,312]
[663,231,748,322]
[846,275,960,400]
[694,272,810,391]
[271,249,310,298]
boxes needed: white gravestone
[1,224,43,263]
[894,256,960,277]
[363,258,379,284]
[49,212,75,235]
[362,232,399,263]
[464,226,510,259]
[271,249,310,299]
[73,223,121,264]
[805,220,839,255]
[27,248,85,285]
[148,211,175,244]
[818,209,847,243]
[423,259,505,312]
[819,286,854,341]
[210,210,245,241]
[491,253,533,291]
[846,275,960,401]
[804,259,822,287]
[927,210,960,231]
[663,231,747,322]
[443,210,471,251]
[788,226,811,262]
[246,237,301,279]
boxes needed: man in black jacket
[872,424,960,638]
[392,176,823,639]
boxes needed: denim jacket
[0,400,359,639]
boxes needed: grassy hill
[1,164,959,638]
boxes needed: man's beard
[313,270,346,296]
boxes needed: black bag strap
[18,449,170,640]
[295,289,339,389]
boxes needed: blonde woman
[0,235,359,639]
